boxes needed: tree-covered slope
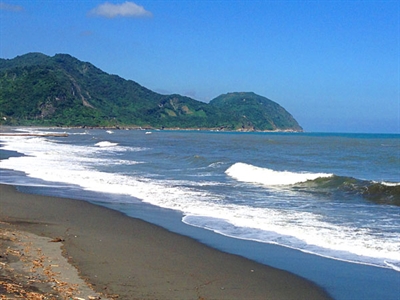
[210,92,303,131]
[0,53,302,131]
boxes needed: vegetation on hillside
[0,53,302,131]
[210,92,302,131]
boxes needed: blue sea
[1,128,399,299]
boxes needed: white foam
[380,181,400,187]
[208,162,226,168]
[225,162,333,186]
[182,209,400,269]
[384,261,400,271]
[95,141,118,147]
[71,131,89,135]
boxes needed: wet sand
[0,184,332,299]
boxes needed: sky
[0,0,399,133]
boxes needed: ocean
[1,128,399,299]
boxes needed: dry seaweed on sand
[0,226,107,300]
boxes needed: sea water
[1,128,399,299]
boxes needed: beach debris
[0,279,48,299]
[49,237,65,242]
[0,227,109,300]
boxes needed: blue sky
[0,1,399,133]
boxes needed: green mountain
[0,53,302,131]
[210,92,302,131]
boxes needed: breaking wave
[226,162,400,206]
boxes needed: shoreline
[0,125,303,133]
[0,183,332,299]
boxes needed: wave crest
[225,162,332,186]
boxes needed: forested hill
[0,52,303,131]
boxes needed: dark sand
[0,184,332,299]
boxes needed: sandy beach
[0,184,332,299]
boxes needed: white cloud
[0,2,23,12]
[89,1,152,18]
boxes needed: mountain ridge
[0,53,303,131]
